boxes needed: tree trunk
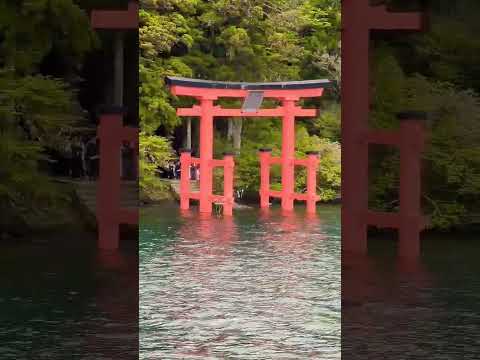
[232,118,243,153]
[227,118,233,141]
[185,118,192,149]
[192,118,199,156]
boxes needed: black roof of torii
[166,76,333,90]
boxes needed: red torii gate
[167,77,332,215]
[91,1,139,250]
[88,0,429,258]
[342,0,428,258]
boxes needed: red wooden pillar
[398,112,426,258]
[259,148,272,208]
[97,111,122,250]
[223,153,235,216]
[306,151,319,214]
[91,2,139,250]
[281,98,297,212]
[179,149,192,210]
[199,97,215,213]
[342,0,370,254]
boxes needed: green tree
[0,1,94,235]
[139,0,342,200]
[370,41,480,229]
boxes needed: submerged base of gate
[259,149,320,214]
[343,112,429,258]
[179,149,235,216]
[177,147,322,216]
[96,108,139,250]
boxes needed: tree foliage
[369,8,480,229]
[0,1,93,233]
[139,0,480,228]
[139,0,342,199]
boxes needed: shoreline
[141,199,480,237]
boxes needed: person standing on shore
[175,160,181,179]
[71,137,83,178]
[63,140,72,177]
[121,141,134,180]
[85,137,98,180]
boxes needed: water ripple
[140,204,341,359]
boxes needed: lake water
[343,231,480,359]
[2,202,478,359]
[0,232,138,359]
[140,203,341,359]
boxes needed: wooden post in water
[179,149,192,210]
[306,151,320,214]
[223,152,235,216]
[97,110,122,250]
[259,148,272,209]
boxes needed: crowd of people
[48,136,136,181]
[53,136,99,180]
[48,136,201,183]
[162,160,200,181]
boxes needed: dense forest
[1,0,480,235]
[369,0,480,229]
[0,0,95,235]
[139,0,342,202]
[140,0,480,230]
[0,0,131,236]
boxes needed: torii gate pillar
[91,2,139,250]
[281,99,297,211]
[198,97,215,214]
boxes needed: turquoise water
[1,203,478,359]
[0,234,138,359]
[140,203,341,359]
[343,232,480,359]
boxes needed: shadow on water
[140,202,341,359]
[343,231,480,359]
[0,231,138,359]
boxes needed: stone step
[76,189,139,195]
[72,180,139,215]
[168,179,200,200]
[169,180,200,190]
[76,193,139,201]
[78,200,139,207]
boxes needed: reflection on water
[140,203,341,359]
[0,234,138,359]
[343,234,480,359]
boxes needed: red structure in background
[167,77,332,215]
[91,2,139,250]
[91,1,138,29]
[342,1,427,258]
[97,108,139,250]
